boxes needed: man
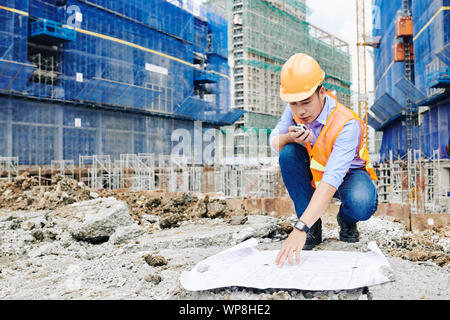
[270,53,378,267]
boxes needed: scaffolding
[112,159,123,190]
[137,153,156,191]
[0,157,19,182]
[118,154,155,190]
[209,0,352,116]
[51,160,75,179]
[407,149,446,213]
[79,155,113,189]
[4,151,446,208]
[189,165,203,193]
[242,165,281,198]
[215,164,243,198]
[374,149,448,214]
[93,154,286,198]
[28,52,61,99]
[214,160,284,199]
[156,155,171,190]
[420,149,443,213]
[168,155,190,192]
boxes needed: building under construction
[368,0,449,213]
[0,0,243,165]
[207,0,352,158]
[0,0,351,199]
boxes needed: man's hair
[315,84,323,95]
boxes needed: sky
[306,0,375,101]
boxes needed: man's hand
[288,125,313,144]
[271,126,313,152]
[275,228,306,267]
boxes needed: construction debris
[67,197,137,244]
[386,230,450,267]
[144,274,163,285]
[0,200,448,300]
[0,173,92,211]
[0,174,448,299]
[144,254,168,267]
[0,174,256,229]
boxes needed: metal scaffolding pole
[0,156,19,182]
[51,160,75,179]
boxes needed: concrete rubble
[0,174,448,300]
[67,197,137,243]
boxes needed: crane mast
[356,0,370,149]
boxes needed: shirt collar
[312,94,335,126]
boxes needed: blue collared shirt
[269,95,366,189]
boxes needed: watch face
[295,220,308,232]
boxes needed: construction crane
[397,0,415,153]
[355,0,370,149]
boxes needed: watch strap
[294,219,310,233]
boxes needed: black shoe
[337,214,359,242]
[303,218,322,250]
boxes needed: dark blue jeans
[279,143,378,224]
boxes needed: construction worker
[271,53,378,267]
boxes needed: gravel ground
[0,199,448,300]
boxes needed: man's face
[289,87,325,124]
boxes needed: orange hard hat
[279,53,325,102]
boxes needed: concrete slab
[138,215,281,250]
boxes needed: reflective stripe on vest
[359,145,369,159]
[310,158,325,172]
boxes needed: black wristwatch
[294,219,310,233]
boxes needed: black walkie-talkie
[294,124,308,132]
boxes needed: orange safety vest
[293,92,378,188]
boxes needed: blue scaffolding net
[372,0,449,161]
[0,0,237,125]
[0,0,244,164]
[0,0,31,91]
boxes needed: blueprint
[180,238,393,291]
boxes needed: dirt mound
[0,173,92,210]
[96,190,251,230]
[0,174,256,227]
